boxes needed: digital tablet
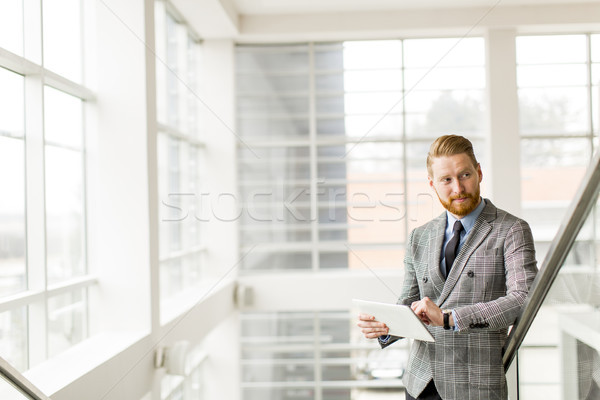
[353,298,435,342]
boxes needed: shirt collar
[446,197,485,235]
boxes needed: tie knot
[453,220,464,233]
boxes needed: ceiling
[176,0,600,40]
[231,0,600,15]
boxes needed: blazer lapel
[428,213,447,299]
[437,200,497,306]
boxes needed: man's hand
[411,297,444,327]
[357,313,389,339]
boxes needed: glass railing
[0,356,50,400]
[504,148,600,400]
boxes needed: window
[236,38,486,272]
[0,67,26,299]
[155,1,206,316]
[42,0,83,82]
[516,33,600,399]
[0,1,23,56]
[240,311,409,400]
[44,86,86,284]
[236,38,486,398]
[517,34,600,261]
[0,0,93,372]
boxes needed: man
[358,135,537,400]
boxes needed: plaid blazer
[382,199,537,400]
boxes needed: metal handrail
[0,356,51,400]
[503,148,600,371]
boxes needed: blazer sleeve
[453,218,538,332]
[399,229,423,306]
[378,229,423,348]
[378,334,401,348]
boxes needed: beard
[436,186,481,217]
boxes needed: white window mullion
[81,85,90,345]
[147,0,161,336]
[155,0,167,125]
[24,72,47,368]
[400,40,410,244]
[176,22,188,135]
[308,43,323,400]
[313,312,322,400]
[308,43,319,272]
[43,71,95,102]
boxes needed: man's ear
[428,176,434,188]
[477,164,483,182]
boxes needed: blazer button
[423,277,428,283]
[467,270,475,278]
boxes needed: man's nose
[452,180,463,194]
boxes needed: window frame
[0,0,96,371]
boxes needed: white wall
[87,0,152,337]
[485,28,522,217]
[238,270,404,312]
[202,38,240,287]
[201,38,241,400]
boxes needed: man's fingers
[358,313,376,321]
[357,320,383,328]
[359,325,389,338]
[411,300,425,312]
[362,331,388,338]
[357,322,387,330]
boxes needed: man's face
[428,153,482,218]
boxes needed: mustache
[448,192,477,201]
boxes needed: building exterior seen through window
[516,34,600,400]
[518,34,600,262]
[236,38,486,273]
